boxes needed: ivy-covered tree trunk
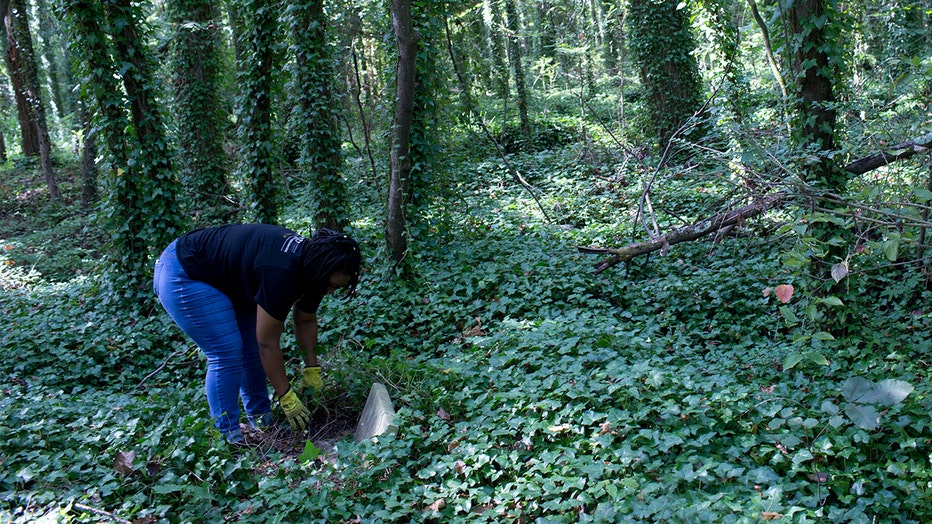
[787,0,846,288]
[234,0,279,225]
[5,0,59,201]
[503,0,531,148]
[62,0,180,295]
[288,0,348,231]
[788,0,840,189]
[79,110,98,206]
[168,0,235,226]
[386,0,416,264]
[104,0,181,265]
[627,0,705,151]
[481,0,509,99]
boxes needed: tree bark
[503,0,531,147]
[4,1,38,156]
[386,0,417,264]
[169,0,234,225]
[292,0,347,231]
[788,0,838,187]
[5,0,59,201]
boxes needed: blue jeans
[153,240,271,438]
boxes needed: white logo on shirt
[281,235,305,254]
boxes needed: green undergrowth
[2,148,932,523]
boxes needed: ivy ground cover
[2,156,931,523]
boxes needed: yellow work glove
[275,387,311,431]
[301,366,323,394]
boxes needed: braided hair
[300,229,362,297]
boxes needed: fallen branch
[581,133,932,271]
[71,503,132,524]
[844,133,932,176]
[582,191,789,271]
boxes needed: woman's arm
[256,305,289,397]
[293,307,319,367]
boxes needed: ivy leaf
[298,440,321,464]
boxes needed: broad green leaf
[913,188,932,202]
[843,377,914,406]
[779,306,798,325]
[819,296,844,307]
[844,403,880,430]
[811,332,835,341]
[783,352,803,370]
[842,377,873,402]
[883,239,899,261]
[858,379,914,406]
[805,351,829,366]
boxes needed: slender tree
[288,0,348,231]
[61,0,181,294]
[3,0,37,156]
[233,0,279,225]
[788,0,841,189]
[386,0,416,264]
[481,0,508,99]
[5,0,58,200]
[34,0,73,124]
[168,0,235,225]
[503,0,531,147]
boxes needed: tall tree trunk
[788,0,838,188]
[627,0,705,152]
[0,129,6,162]
[234,0,278,224]
[3,1,37,156]
[34,0,72,121]
[482,0,509,99]
[503,0,531,147]
[79,109,98,206]
[290,0,347,231]
[386,0,417,264]
[104,0,181,259]
[168,0,234,225]
[5,0,58,201]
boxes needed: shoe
[247,411,272,429]
[222,427,246,445]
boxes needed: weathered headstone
[355,382,397,442]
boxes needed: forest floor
[2,148,932,523]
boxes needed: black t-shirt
[175,224,325,321]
